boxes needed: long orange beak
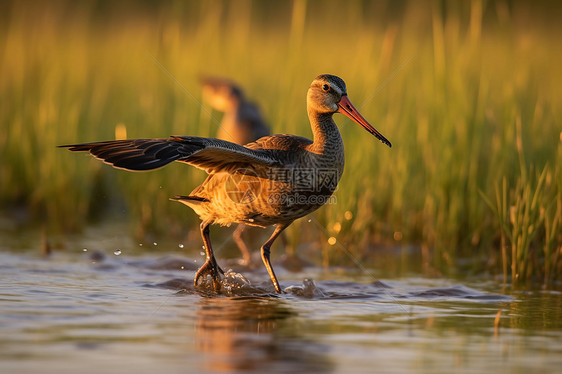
[337,95,391,148]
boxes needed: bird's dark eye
[322,84,330,92]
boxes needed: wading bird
[201,76,270,265]
[61,74,391,293]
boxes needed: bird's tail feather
[170,195,209,203]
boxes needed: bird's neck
[307,110,344,155]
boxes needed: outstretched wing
[59,136,280,173]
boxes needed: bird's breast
[190,158,343,226]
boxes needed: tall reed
[0,0,560,282]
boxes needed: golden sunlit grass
[0,0,560,284]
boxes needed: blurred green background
[0,0,560,284]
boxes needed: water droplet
[139,243,143,247]
[178,244,184,248]
[180,266,184,270]
[200,251,205,256]
[153,242,158,246]
[114,249,122,256]
[307,219,312,223]
[328,237,337,246]
[82,248,88,252]
[248,218,254,222]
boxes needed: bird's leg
[232,224,252,266]
[260,223,290,293]
[194,221,224,292]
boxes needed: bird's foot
[194,260,225,292]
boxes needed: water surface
[1,232,561,374]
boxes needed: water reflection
[195,296,333,373]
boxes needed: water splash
[222,270,252,294]
[285,279,325,298]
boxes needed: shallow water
[1,231,561,374]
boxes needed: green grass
[1,0,560,284]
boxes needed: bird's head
[200,76,243,112]
[307,74,391,147]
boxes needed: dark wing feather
[59,136,280,173]
[60,139,184,171]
